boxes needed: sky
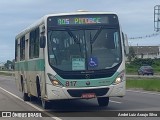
[0,0,160,62]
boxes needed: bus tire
[97,97,109,107]
[21,79,30,101]
[23,91,30,101]
[36,77,41,99]
[30,95,37,101]
[41,99,51,109]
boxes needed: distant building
[132,46,160,59]
[0,63,5,70]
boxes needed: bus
[15,11,128,109]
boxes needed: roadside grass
[0,71,14,76]
[126,64,139,75]
[1,70,160,92]
[126,59,160,75]
[126,77,160,92]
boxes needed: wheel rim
[41,99,46,108]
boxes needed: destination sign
[57,16,108,25]
[57,17,106,25]
[47,14,118,26]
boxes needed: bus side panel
[15,38,24,92]
[26,24,45,97]
[15,63,21,92]
[27,59,45,97]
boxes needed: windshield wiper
[66,29,80,44]
[89,27,102,55]
[90,32,93,54]
[66,28,83,57]
[90,27,102,44]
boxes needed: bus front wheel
[97,97,109,107]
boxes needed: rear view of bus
[15,11,128,109]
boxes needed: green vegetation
[127,47,135,62]
[126,58,160,75]
[126,78,160,92]
[0,71,14,76]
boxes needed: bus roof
[45,11,117,17]
[15,11,117,39]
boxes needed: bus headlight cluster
[47,73,63,87]
[113,71,125,85]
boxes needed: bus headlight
[47,73,63,87]
[113,71,125,85]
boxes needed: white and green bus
[15,11,128,109]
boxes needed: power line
[128,5,160,40]
[128,32,160,40]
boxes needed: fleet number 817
[65,81,77,87]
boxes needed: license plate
[81,93,96,99]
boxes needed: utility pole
[154,5,160,31]
[137,43,138,57]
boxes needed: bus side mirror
[122,33,129,55]
[124,34,129,55]
[40,36,46,48]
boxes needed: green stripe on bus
[55,72,119,87]
[15,59,45,71]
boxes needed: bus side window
[29,28,40,59]
[34,28,40,58]
[29,31,34,59]
[20,36,25,61]
[15,39,18,62]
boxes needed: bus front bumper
[46,81,125,100]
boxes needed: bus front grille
[67,88,109,97]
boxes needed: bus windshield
[48,27,122,71]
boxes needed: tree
[127,47,135,62]
[12,59,15,70]
[4,60,14,70]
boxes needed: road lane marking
[0,86,22,101]
[0,86,62,120]
[0,76,15,80]
[127,90,160,96]
[0,85,122,118]
[109,100,122,104]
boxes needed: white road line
[0,86,23,101]
[109,100,122,104]
[127,90,160,96]
[0,86,62,120]
[0,85,122,118]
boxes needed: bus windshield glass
[48,27,122,71]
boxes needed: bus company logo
[1,112,43,118]
[85,74,90,79]
[2,112,11,117]
[86,81,90,86]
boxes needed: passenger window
[29,28,40,59]
[20,36,25,61]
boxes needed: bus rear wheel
[23,92,30,101]
[41,99,51,109]
[21,80,30,101]
[36,78,41,99]
[97,97,109,107]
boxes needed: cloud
[0,0,160,61]
[0,44,14,62]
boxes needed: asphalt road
[0,76,160,120]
